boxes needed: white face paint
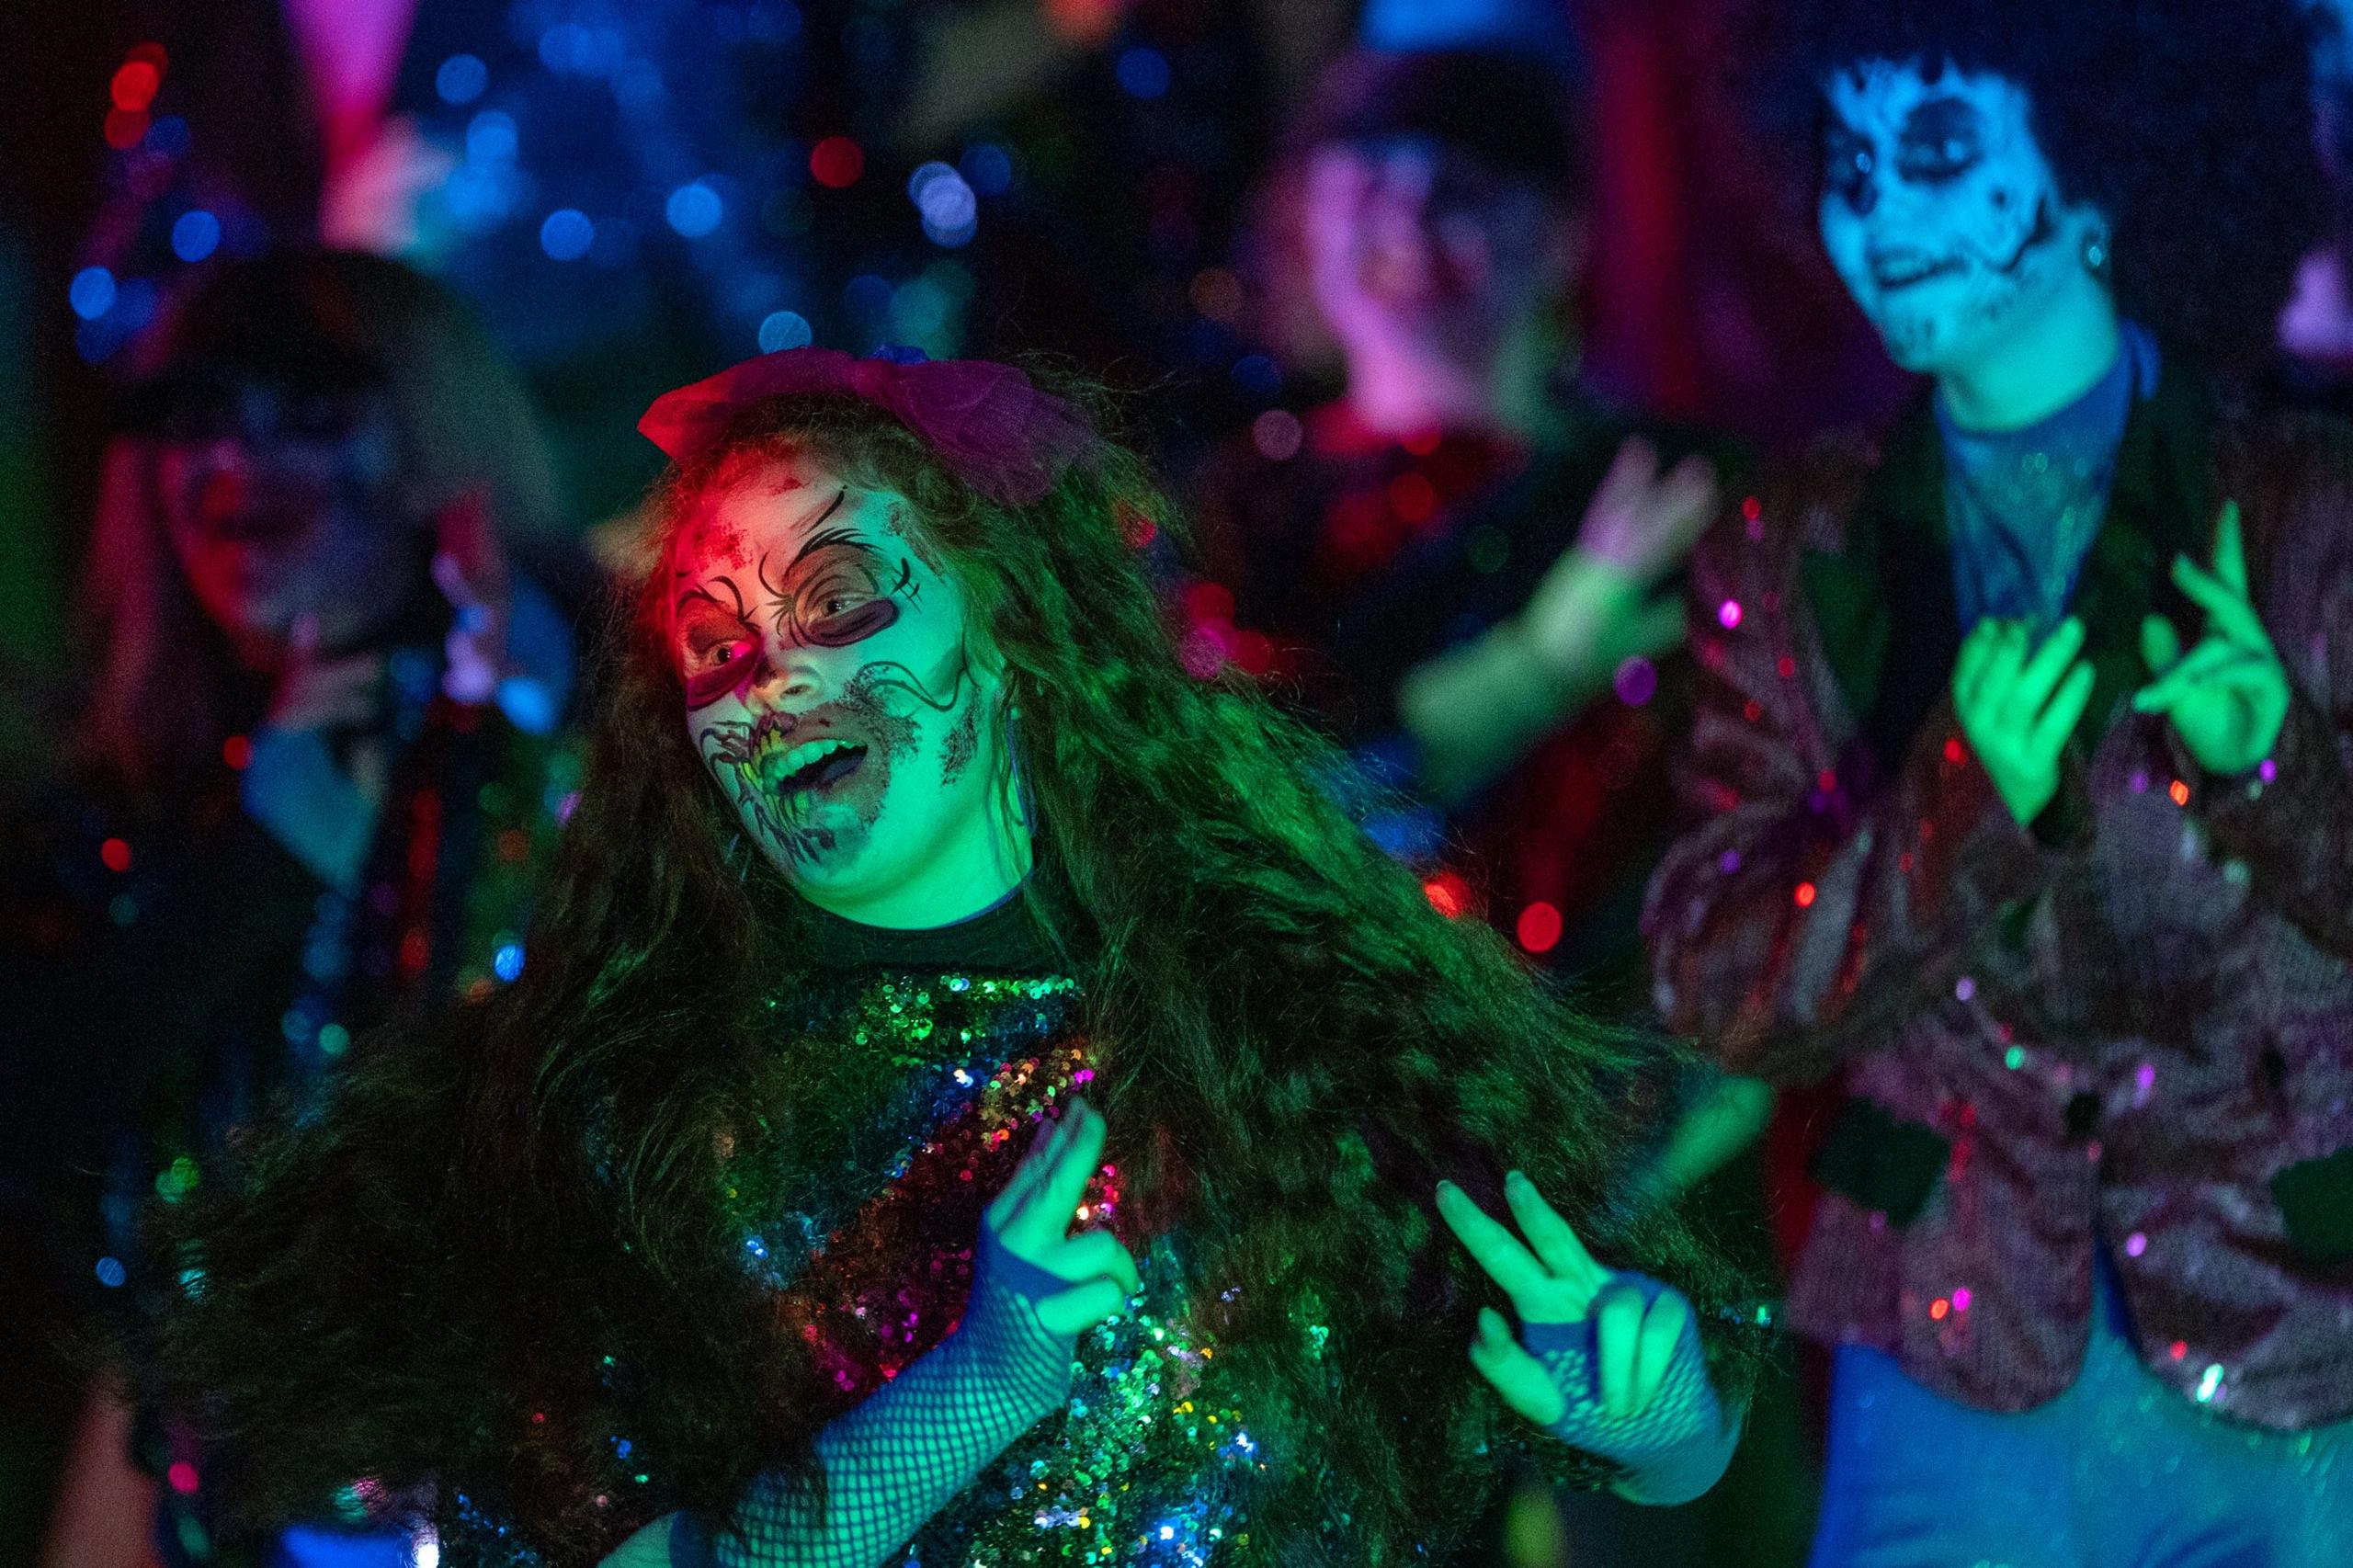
[668,453,1028,928]
[1818,62,2093,376]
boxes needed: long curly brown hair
[149,380,1761,1563]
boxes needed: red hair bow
[636,346,1094,507]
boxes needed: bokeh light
[540,209,595,260]
[757,310,813,352]
[437,53,489,106]
[810,135,864,189]
[665,181,723,238]
[170,209,221,263]
[1116,45,1171,99]
[69,267,117,321]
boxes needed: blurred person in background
[0,247,581,1565]
[1649,0,2353,1561]
[1187,35,1805,1568]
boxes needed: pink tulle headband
[637,345,1095,507]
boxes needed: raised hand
[432,493,513,707]
[1954,614,2096,827]
[1518,437,1719,683]
[2133,501,2289,776]
[1437,1173,1734,1504]
[243,613,390,890]
[983,1097,1139,1337]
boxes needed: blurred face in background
[1818,60,2103,377]
[154,372,421,654]
[1303,133,1578,379]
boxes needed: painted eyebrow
[789,524,870,570]
[673,575,748,619]
[785,489,849,563]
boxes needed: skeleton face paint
[670,453,1023,925]
[1818,62,2084,376]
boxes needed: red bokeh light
[810,136,865,189]
[111,61,161,113]
[1515,902,1563,954]
[101,838,132,873]
[1423,874,1469,919]
[104,108,150,150]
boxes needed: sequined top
[730,963,1260,1564]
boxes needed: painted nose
[754,646,825,706]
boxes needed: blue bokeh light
[540,209,595,260]
[69,267,117,321]
[960,142,1013,197]
[466,109,518,165]
[1230,353,1282,400]
[494,942,527,983]
[666,180,723,238]
[438,53,489,105]
[1116,46,1171,99]
[757,310,813,352]
[171,210,222,263]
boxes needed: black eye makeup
[673,491,929,710]
[776,531,913,649]
[1894,97,1985,184]
[1824,121,1876,213]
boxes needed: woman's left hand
[1438,1172,1734,1503]
[2133,500,2290,776]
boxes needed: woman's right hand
[983,1097,1139,1337]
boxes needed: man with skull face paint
[1646,1,2353,1562]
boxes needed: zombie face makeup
[670,451,1026,926]
[1819,62,2098,377]
[155,375,418,652]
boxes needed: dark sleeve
[2191,457,2353,958]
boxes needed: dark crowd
[1,0,2349,1565]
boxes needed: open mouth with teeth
[755,733,870,812]
[1870,253,1964,291]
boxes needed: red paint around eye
[683,654,755,710]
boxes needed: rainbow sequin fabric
[729,968,1262,1564]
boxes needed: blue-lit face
[1818,62,2098,374]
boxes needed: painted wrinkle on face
[671,464,984,879]
[1819,62,2064,372]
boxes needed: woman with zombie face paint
[142,347,1763,1566]
[1645,0,2353,1562]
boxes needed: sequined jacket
[1643,365,2353,1427]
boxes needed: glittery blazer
[1643,364,2353,1427]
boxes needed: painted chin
[700,679,927,875]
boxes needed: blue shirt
[1937,322,2161,631]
